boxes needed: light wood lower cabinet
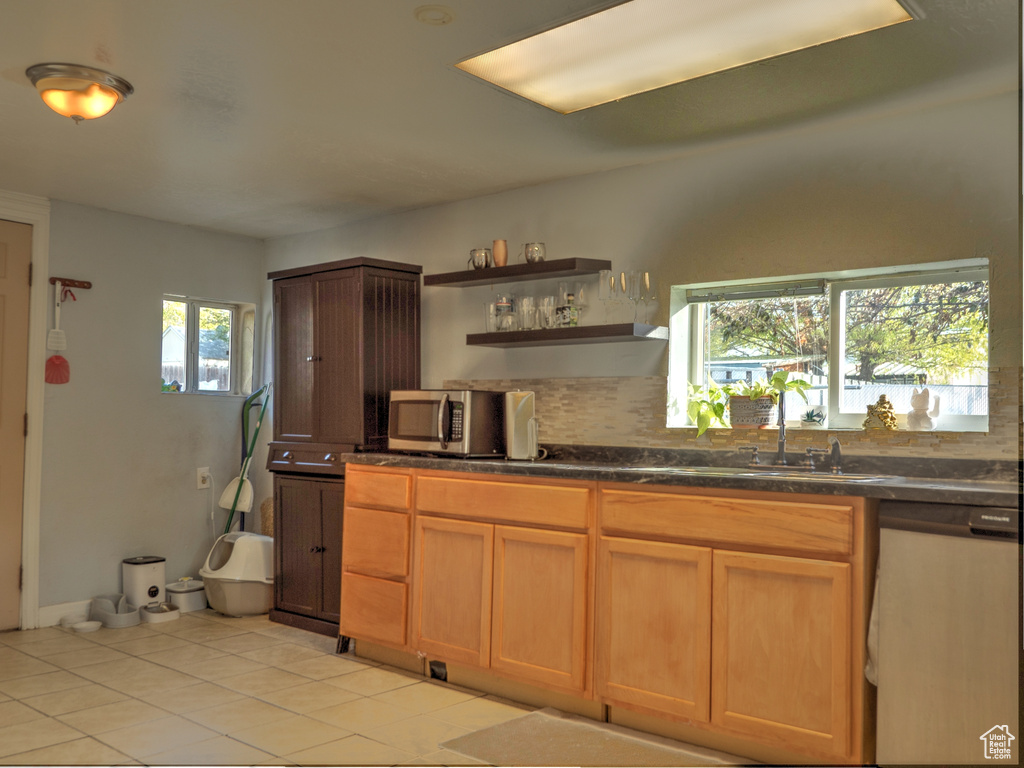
[341,466,873,764]
[491,526,588,691]
[595,536,712,722]
[711,550,851,757]
[413,516,494,666]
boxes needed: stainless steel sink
[620,465,903,483]
[748,470,904,483]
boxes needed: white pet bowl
[72,620,102,633]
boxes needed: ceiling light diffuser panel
[457,0,914,113]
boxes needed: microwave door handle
[437,393,449,450]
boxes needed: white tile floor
[0,610,532,766]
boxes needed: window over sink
[668,260,989,431]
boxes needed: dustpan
[219,383,271,532]
[45,280,70,384]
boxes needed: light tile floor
[0,610,531,766]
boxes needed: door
[711,550,851,758]
[0,220,31,630]
[596,536,712,721]
[314,270,362,444]
[318,480,344,623]
[273,277,314,441]
[413,516,493,666]
[274,476,322,616]
[491,525,588,692]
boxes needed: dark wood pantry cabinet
[266,257,421,636]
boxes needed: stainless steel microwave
[387,390,505,457]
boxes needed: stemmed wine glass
[624,270,642,322]
[640,271,656,324]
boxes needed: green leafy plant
[728,370,811,404]
[686,380,730,437]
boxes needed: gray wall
[40,202,264,607]
[264,87,1019,446]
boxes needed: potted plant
[686,380,731,437]
[727,371,811,429]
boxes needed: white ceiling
[0,0,1017,239]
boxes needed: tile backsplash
[445,366,1020,460]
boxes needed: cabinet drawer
[345,466,412,510]
[343,507,410,579]
[417,475,591,530]
[268,444,346,476]
[340,572,408,647]
[600,489,853,556]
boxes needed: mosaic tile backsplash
[445,366,1020,460]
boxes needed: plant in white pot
[726,371,811,429]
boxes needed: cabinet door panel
[340,572,407,647]
[414,517,493,666]
[274,477,321,616]
[319,482,344,624]
[274,277,314,441]
[712,550,851,758]
[491,526,588,692]
[314,271,362,444]
[596,536,711,721]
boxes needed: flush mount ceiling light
[456,0,916,114]
[25,63,134,123]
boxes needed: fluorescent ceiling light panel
[457,0,913,113]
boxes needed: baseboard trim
[37,599,91,628]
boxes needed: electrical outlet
[196,467,210,490]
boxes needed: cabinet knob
[309,546,325,554]
[306,355,322,362]
[282,451,294,460]
[323,453,337,463]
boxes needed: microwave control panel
[449,401,464,440]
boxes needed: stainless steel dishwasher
[874,500,1019,765]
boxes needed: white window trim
[163,295,254,396]
[669,260,990,433]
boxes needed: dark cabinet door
[314,271,363,445]
[319,481,345,624]
[274,277,314,442]
[274,476,321,616]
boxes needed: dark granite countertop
[342,445,1020,509]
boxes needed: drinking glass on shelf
[538,295,558,328]
[623,270,642,323]
[640,271,656,324]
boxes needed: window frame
[162,294,255,396]
[669,260,990,432]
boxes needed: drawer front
[600,489,853,556]
[345,466,412,510]
[268,444,346,476]
[417,474,591,530]
[340,572,408,647]
[342,506,410,579]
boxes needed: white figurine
[906,387,941,431]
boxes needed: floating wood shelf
[466,323,668,348]
[424,258,611,287]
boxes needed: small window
[669,261,989,431]
[162,296,255,395]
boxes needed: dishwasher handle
[968,508,1018,539]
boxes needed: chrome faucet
[775,390,787,466]
[806,436,844,474]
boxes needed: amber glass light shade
[26,64,133,123]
